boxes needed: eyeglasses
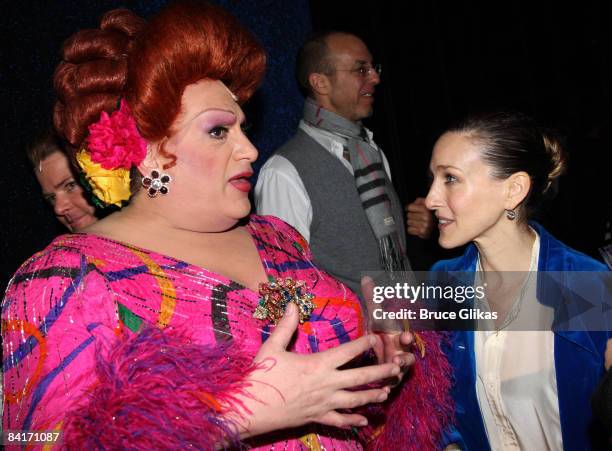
[333,63,382,78]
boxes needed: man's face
[324,34,380,122]
[36,152,97,232]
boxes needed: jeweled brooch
[253,277,315,324]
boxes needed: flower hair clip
[76,150,131,208]
[87,99,147,170]
[77,99,148,207]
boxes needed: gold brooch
[253,277,315,324]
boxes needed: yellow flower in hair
[76,150,131,207]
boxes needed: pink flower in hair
[87,99,147,170]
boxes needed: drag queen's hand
[234,303,400,438]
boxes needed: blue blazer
[434,223,610,450]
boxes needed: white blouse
[474,232,562,450]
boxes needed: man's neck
[307,97,357,125]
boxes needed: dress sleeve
[2,246,119,435]
[2,245,259,450]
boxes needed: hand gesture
[235,303,401,438]
[361,276,415,383]
[405,197,434,239]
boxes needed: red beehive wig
[53,0,266,154]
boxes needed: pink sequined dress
[2,215,452,450]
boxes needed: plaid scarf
[303,98,407,272]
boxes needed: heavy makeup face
[36,151,97,232]
[425,131,510,249]
[152,79,258,231]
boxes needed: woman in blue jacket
[425,111,609,450]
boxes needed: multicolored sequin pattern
[2,215,364,449]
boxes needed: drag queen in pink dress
[2,2,452,449]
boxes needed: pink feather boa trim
[63,327,259,450]
[363,331,454,451]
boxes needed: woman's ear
[505,171,531,210]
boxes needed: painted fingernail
[378,392,388,402]
[391,365,401,375]
[359,419,368,426]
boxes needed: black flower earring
[142,170,172,197]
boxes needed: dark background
[2,0,610,289]
[310,0,611,267]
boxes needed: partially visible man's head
[297,31,380,122]
[26,130,97,232]
[296,31,336,96]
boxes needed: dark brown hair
[448,111,567,220]
[26,128,66,169]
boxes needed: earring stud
[142,169,172,197]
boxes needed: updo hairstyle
[448,111,567,221]
[53,0,266,168]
